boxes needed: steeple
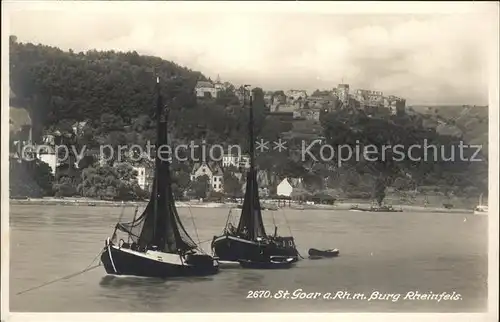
[216,74,221,84]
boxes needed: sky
[4,2,498,105]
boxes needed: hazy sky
[4,2,497,105]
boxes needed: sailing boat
[211,87,299,268]
[100,76,219,278]
[473,193,488,215]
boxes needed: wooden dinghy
[308,248,340,258]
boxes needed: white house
[221,154,250,169]
[37,148,58,177]
[222,154,239,167]
[276,177,304,197]
[277,178,294,197]
[211,166,224,192]
[190,162,224,192]
[190,162,213,181]
[133,166,147,190]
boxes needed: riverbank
[9,197,229,209]
[9,197,475,214]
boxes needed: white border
[1,1,498,322]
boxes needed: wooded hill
[9,36,488,199]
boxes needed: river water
[9,204,487,312]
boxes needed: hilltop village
[10,73,408,203]
[195,75,407,120]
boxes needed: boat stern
[185,253,219,275]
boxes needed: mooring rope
[186,204,201,245]
[196,238,214,245]
[280,207,294,237]
[16,249,104,296]
[297,250,306,260]
[279,207,305,260]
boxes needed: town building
[132,166,147,190]
[37,146,58,176]
[335,84,350,107]
[385,95,406,115]
[270,102,298,114]
[195,77,223,98]
[190,162,212,181]
[221,153,250,169]
[234,86,246,103]
[277,178,292,197]
[222,154,239,168]
[238,155,250,169]
[272,92,287,105]
[211,167,224,192]
[190,162,224,192]
[293,109,321,121]
[353,89,384,113]
[72,121,88,137]
[285,90,308,103]
[263,91,274,106]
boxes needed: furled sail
[237,169,266,240]
[236,92,266,240]
[117,77,197,253]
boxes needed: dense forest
[9,36,488,200]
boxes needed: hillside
[409,105,488,154]
[9,37,489,200]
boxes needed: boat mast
[153,75,161,242]
[248,88,255,173]
[246,86,256,238]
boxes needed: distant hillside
[409,105,488,154]
[10,106,31,133]
[9,35,206,140]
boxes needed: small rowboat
[308,248,340,258]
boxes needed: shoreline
[9,197,475,214]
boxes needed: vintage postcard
[1,1,498,322]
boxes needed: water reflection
[10,205,488,312]
[236,270,265,290]
[99,274,214,288]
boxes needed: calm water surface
[9,204,487,312]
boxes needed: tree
[53,176,77,197]
[172,169,191,199]
[223,172,241,197]
[192,175,210,199]
[33,159,55,195]
[9,159,53,198]
[393,176,413,191]
[78,164,145,200]
[373,177,387,206]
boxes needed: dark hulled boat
[211,88,299,266]
[100,77,218,278]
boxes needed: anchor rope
[16,248,104,296]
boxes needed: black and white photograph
[1,1,498,321]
